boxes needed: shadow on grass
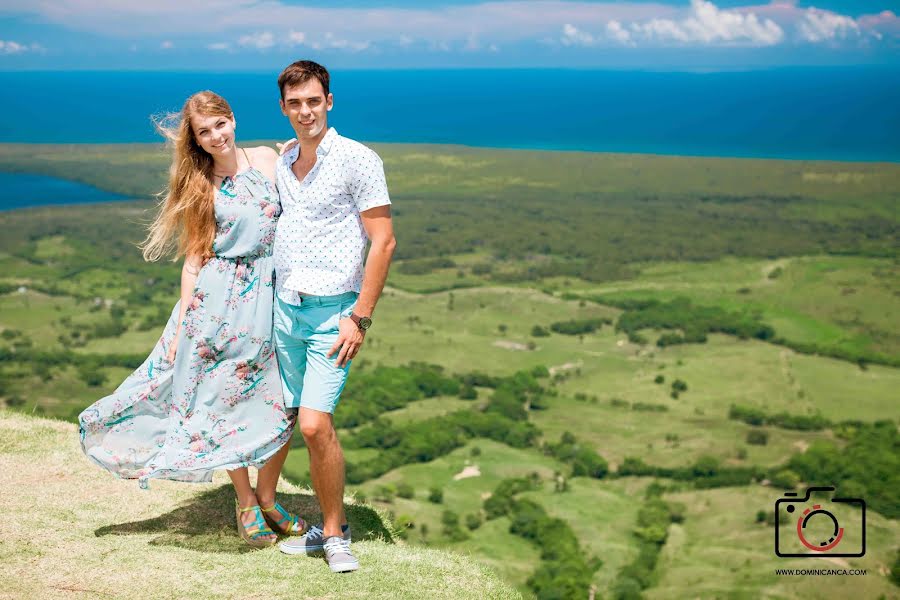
[95,484,394,554]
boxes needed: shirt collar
[282,127,337,166]
[316,127,338,157]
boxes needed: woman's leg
[255,435,292,508]
[228,467,276,541]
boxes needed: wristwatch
[350,313,372,331]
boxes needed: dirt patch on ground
[493,340,529,351]
[549,361,581,377]
[793,440,810,453]
[453,465,481,481]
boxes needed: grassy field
[1,143,898,598]
[649,486,900,600]
[0,410,520,599]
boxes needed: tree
[428,486,444,504]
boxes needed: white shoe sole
[279,542,319,555]
[279,537,351,556]
[329,560,359,573]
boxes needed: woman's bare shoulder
[249,145,279,165]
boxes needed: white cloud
[0,39,28,54]
[287,30,305,46]
[798,8,860,43]
[561,23,596,47]
[160,40,173,49]
[0,0,892,55]
[631,0,783,46]
[308,32,370,52]
[238,31,275,50]
[606,20,632,45]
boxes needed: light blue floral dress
[79,167,293,488]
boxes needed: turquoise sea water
[0,172,130,211]
[2,68,898,162]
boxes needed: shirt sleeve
[350,147,391,212]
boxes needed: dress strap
[241,147,252,169]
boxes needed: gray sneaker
[324,536,359,573]
[279,523,350,555]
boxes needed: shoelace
[306,525,323,539]
[323,537,350,558]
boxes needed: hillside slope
[0,411,520,600]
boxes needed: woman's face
[190,113,236,158]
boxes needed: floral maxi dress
[79,168,293,488]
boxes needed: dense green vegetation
[484,475,600,599]
[1,142,898,281]
[612,483,684,599]
[1,143,898,599]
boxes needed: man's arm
[355,204,396,318]
[326,204,395,367]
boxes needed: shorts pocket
[339,299,357,319]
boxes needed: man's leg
[299,407,347,537]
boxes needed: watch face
[359,317,372,330]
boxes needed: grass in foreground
[0,410,520,600]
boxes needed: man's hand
[326,318,365,368]
[276,138,298,156]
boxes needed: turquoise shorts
[273,291,358,413]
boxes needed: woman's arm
[166,253,204,362]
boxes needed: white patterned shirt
[274,127,391,302]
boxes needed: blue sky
[1,0,898,70]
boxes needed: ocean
[0,172,129,211]
[1,68,899,162]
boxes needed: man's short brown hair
[278,60,330,99]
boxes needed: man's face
[190,113,236,158]
[280,79,333,141]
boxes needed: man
[272,60,396,572]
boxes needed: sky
[0,0,898,70]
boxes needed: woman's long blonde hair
[141,91,233,262]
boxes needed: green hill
[0,410,520,599]
[1,143,898,599]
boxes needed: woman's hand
[166,326,181,363]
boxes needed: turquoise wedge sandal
[235,500,277,548]
[261,501,307,536]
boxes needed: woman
[79,91,305,548]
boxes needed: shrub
[396,483,415,499]
[769,469,800,490]
[428,487,444,504]
[374,484,396,503]
[458,384,478,400]
[746,429,769,445]
[77,365,107,387]
[394,514,415,540]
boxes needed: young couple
[78,60,396,573]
